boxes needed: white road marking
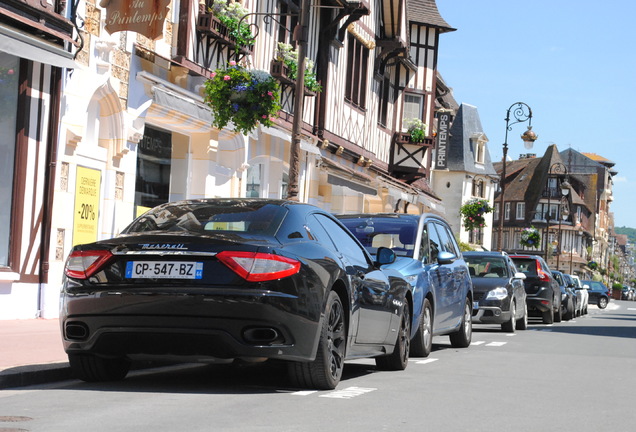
[628,308,636,311]
[486,341,507,347]
[319,387,376,399]
[291,390,318,396]
[471,341,485,346]
[506,333,517,337]
[415,358,439,365]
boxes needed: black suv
[510,255,562,324]
[581,280,610,309]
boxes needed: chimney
[519,153,536,159]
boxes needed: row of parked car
[59,198,611,390]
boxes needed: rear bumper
[60,290,322,362]
[526,296,552,313]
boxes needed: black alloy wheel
[288,290,346,390]
[376,301,411,371]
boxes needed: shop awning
[0,24,76,69]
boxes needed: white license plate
[473,301,480,310]
[125,261,203,279]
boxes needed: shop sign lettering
[102,0,170,40]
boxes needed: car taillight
[64,250,114,279]
[537,268,551,282]
[216,251,301,282]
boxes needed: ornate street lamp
[544,162,570,260]
[556,196,570,270]
[497,102,538,251]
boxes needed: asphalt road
[2,301,636,432]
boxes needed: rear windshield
[464,255,509,278]
[124,201,287,236]
[511,258,537,276]
[338,216,418,257]
[582,281,607,292]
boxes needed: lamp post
[556,195,569,271]
[497,102,538,251]
[543,162,570,261]
[287,0,311,201]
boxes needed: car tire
[564,299,574,321]
[554,298,562,323]
[516,302,528,330]
[410,298,433,358]
[288,290,346,390]
[501,300,516,332]
[376,302,411,371]
[598,296,608,309]
[542,307,554,324]
[68,354,130,382]
[449,297,472,348]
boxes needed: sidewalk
[0,319,72,389]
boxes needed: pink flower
[229,61,236,66]
[7,69,14,75]
[267,91,273,97]
[224,75,231,81]
[210,72,217,78]
[262,115,268,119]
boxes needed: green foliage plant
[403,118,428,143]
[203,61,281,135]
[460,198,493,231]
[276,43,322,93]
[209,0,255,48]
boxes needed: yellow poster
[73,166,101,246]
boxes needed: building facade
[1,0,455,319]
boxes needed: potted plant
[198,0,255,51]
[270,43,322,94]
[395,118,429,144]
[520,226,541,248]
[460,198,493,231]
[203,61,281,135]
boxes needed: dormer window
[470,133,488,164]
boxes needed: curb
[0,363,72,390]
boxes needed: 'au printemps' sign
[101,0,170,40]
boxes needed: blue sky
[435,0,636,227]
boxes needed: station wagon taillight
[216,251,300,282]
[537,267,551,282]
[65,250,114,279]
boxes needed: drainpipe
[38,66,63,317]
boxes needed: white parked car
[569,274,588,316]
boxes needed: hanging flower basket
[520,226,541,248]
[203,61,281,135]
[460,198,493,231]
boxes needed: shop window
[0,53,19,267]
[135,126,172,213]
[246,164,263,197]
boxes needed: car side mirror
[376,247,396,266]
[437,251,456,265]
[514,272,526,280]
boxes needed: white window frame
[516,202,525,220]
[504,202,511,220]
[402,93,423,130]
